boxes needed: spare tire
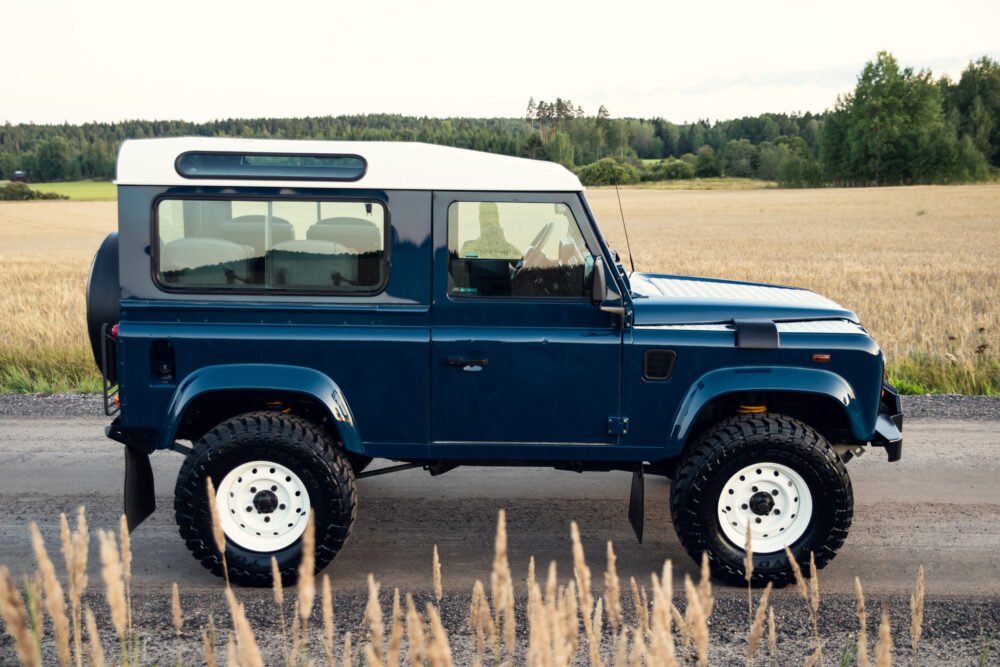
[86,233,120,380]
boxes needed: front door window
[447,201,594,299]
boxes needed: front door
[430,193,622,455]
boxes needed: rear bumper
[872,382,904,462]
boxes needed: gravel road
[0,395,998,664]
[2,391,997,421]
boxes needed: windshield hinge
[607,416,630,435]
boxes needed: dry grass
[0,201,114,393]
[0,507,940,666]
[1,184,998,394]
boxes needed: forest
[1,52,997,188]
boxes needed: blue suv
[86,138,903,586]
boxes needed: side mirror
[592,256,607,305]
[592,256,626,323]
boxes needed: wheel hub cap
[216,461,311,553]
[717,461,814,554]
[252,489,279,514]
[749,491,775,516]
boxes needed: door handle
[447,357,489,369]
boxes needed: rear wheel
[670,413,852,586]
[174,411,358,586]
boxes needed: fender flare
[667,366,872,452]
[156,364,362,454]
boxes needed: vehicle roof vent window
[176,152,367,181]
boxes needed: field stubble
[0,184,998,393]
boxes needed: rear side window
[447,201,594,298]
[155,198,387,293]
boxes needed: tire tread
[174,411,358,587]
[670,413,853,586]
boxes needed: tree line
[1,52,996,187]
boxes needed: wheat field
[589,184,1000,393]
[0,184,998,393]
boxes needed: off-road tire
[670,413,853,586]
[85,232,119,378]
[174,411,358,586]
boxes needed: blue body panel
[117,304,430,454]
[156,363,362,452]
[621,326,883,456]
[112,185,887,465]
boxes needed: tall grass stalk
[875,607,893,667]
[296,511,316,660]
[746,583,772,667]
[27,571,43,648]
[202,615,217,667]
[118,516,134,641]
[224,587,264,667]
[491,509,515,660]
[58,508,88,667]
[386,588,402,667]
[855,576,870,667]
[404,594,425,664]
[172,582,183,666]
[29,523,71,667]
[322,574,335,667]
[270,556,288,666]
[84,607,104,667]
[97,529,127,663]
[205,478,229,588]
[911,564,925,666]
[604,542,622,634]
[433,544,442,604]
[363,574,385,665]
[0,565,41,667]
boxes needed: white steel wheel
[717,462,814,554]
[217,460,311,552]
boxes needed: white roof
[115,137,583,192]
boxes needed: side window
[155,198,386,292]
[447,201,594,298]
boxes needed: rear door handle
[447,357,489,369]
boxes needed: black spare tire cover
[86,232,120,378]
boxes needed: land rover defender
[87,137,903,586]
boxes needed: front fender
[668,366,871,451]
[156,364,362,453]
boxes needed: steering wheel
[510,222,555,280]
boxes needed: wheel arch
[668,366,873,455]
[158,364,363,454]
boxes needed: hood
[629,273,858,326]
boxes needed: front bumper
[872,382,904,462]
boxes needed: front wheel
[670,413,853,586]
[174,411,358,586]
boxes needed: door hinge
[607,416,630,435]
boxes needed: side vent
[643,349,676,381]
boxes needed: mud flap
[124,446,156,532]
[629,468,644,543]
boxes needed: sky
[3,0,998,125]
